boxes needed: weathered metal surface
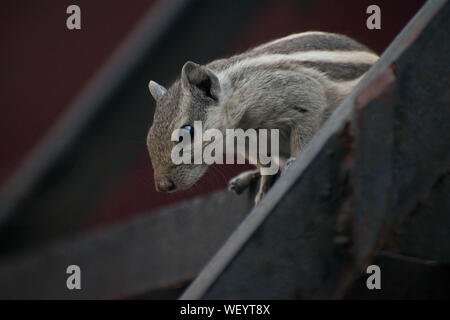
[353,0,450,267]
[181,0,449,299]
[203,134,355,299]
[0,190,251,299]
[389,173,450,263]
[344,252,450,299]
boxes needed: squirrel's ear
[148,80,167,101]
[181,61,220,100]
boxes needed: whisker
[211,165,228,186]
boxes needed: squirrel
[146,31,378,204]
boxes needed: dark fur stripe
[297,61,372,80]
[208,32,374,72]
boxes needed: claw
[228,169,260,195]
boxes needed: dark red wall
[0,0,153,188]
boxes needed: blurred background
[0,0,427,297]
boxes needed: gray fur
[207,32,374,72]
[146,31,378,203]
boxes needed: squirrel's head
[146,61,222,192]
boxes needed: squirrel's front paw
[228,169,260,195]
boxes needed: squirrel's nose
[156,177,175,192]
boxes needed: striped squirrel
[147,31,378,204]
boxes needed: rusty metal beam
[181,0,449,299]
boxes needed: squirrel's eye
[180,124,194,141]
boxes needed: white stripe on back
[217,50,379,80]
